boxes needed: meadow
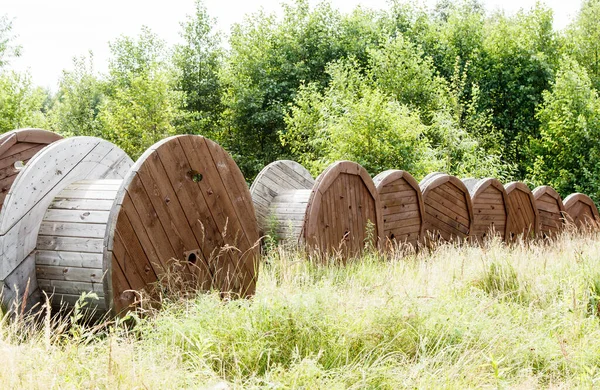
[2,231,600,389]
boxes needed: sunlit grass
[2,231,600,388]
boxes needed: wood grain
[463,178,509,242]
[504,182,539,241]
[563,193,600,230]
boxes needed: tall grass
[3,232,600,388]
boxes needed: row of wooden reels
[250,160,599,253]
[0,128,597,317]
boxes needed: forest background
[2,0,600,201]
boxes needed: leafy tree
[565,0,600,90]
[48,53,105,137]
[99,28,183,158]
[173,0,223,137]
[221,0,386,178]
[0,71,47,132]
[530,56,600,200]
[0,14,21,68]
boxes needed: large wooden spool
[533,185,566,238]
[462,178,509,242]
[251,160,383,259]
[563,193,600,230]
[2,135,260,315]
[0,128,63,212]
[372,170,424,247]
[249,160,315,242]
[419,173,473,242]
[504,182,539,241]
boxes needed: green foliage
[48,54,105,137]
[283,61,434,177]
[0,15,21,68]
[173,0,223,137]
[100,28,183,158]
[530,56,600,201]
[565,0,600,90]
[0,71,47,132]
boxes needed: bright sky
[3,0,582,90]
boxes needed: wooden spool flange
[373,170,424,247]
[0,128,63,212]
[462,178,509,242]
[504,182,539,241]
[0,136,132,309]
[563,193,600,230]
[533,185,566,238]
[419,173,473,242]
[249,160,315,242]
[304,161,383,260]
[2,135,260,316]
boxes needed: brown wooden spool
[419,173,473,242]
[1,135,260,315]
[372,169,424,247]
[462,178,509,242]
[532,185,566,238]
[304,161,383,260]
[0,128,63,212]
[504,182,539,241]
[563,193,600,230]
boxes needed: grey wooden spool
[0,137,133,311]
[250,160,315,244]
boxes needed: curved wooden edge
[505,181,540,236]
[304,160,384,248]
[103,135,261,315]
[419,173,474,228]
[533,185,566,213]
[419,172,445,189]
[374,169,425,241]
[563,192,600,225]
[0,128,63,157]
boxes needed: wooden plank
[42,209,110,224]
[38,221,106,239]
[36,251,102,268]
[49,198,114,211]
[36,265,103,283]
[36,236,104,253]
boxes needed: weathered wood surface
[563,193,600,230]
[0,137,132,310]
[250,160,314,242]
[36,180,120,311]
[419,173,473,242]
[533,185,566,238]
[104,135,260,315]
[303,161,383,260]
[504,182,539,241]
[463,178,509,242]
[0,128,63,213]
[373,170,424,247]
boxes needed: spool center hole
[187,252,197,264]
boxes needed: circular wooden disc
[563,193,600,229]
[250,160,314,235]
[504,182,539,240]
[533,185,566,238]
[303,161,383,260]
[373,169,424,247]
[0,137,132,308]
[419,173,473,242]
[0,128,63,213]
[104,135,260,314]
[462,178,509,241]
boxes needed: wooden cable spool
[563,193,600,230]
[462,178,509,242]
[372,169,424,247]
[1,135,260,315]
[249,160,315,242]
[532,185,566,238]
[251,160,383,260]
[0,128,63,212]
[504,182,539,241]
[419,172,473,242]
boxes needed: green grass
[3,232,600,388]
